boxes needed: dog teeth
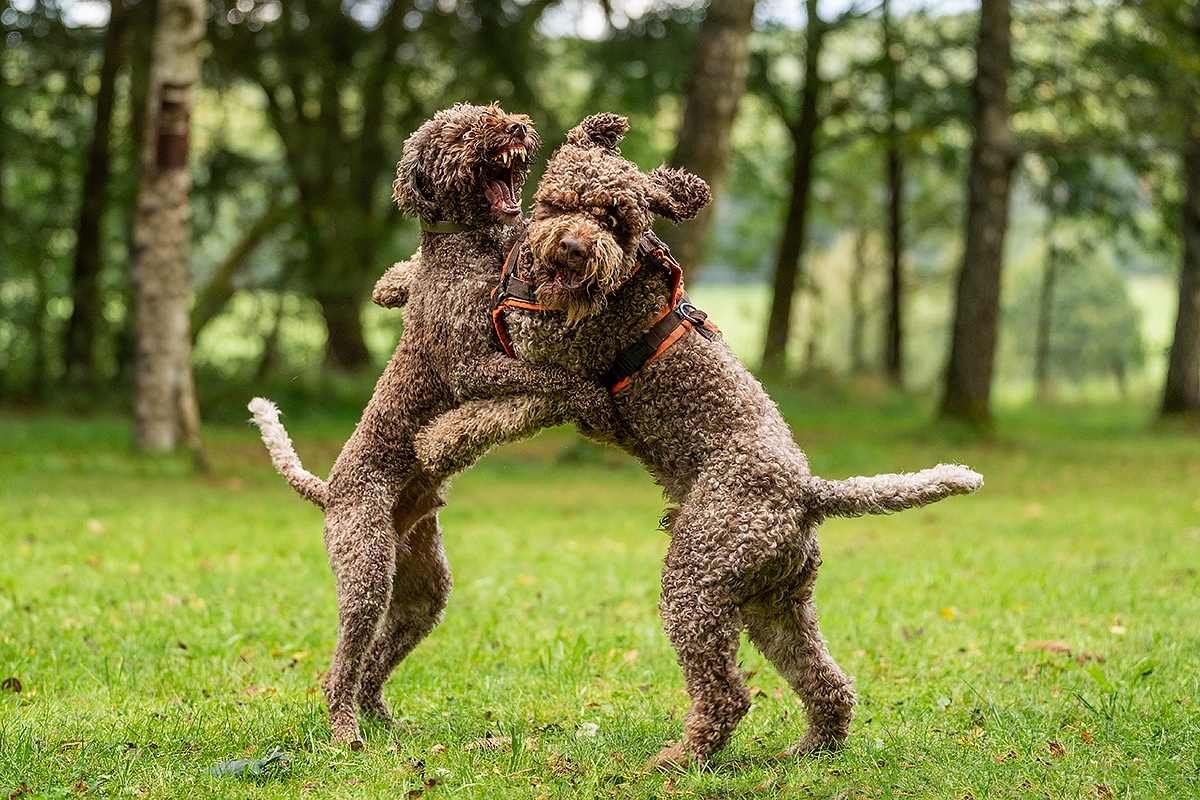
[497,147,526,167]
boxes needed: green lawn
[1,394,1198,798]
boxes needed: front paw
[572,386,621,434]
[414,426,472,475]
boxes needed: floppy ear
[565,113,629,152]
[647,166,711,222]
[392,126,439,220]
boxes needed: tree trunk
[315,287,372,370]
[63,1,130,390]
[761,0,825,375]
[849,225,870,375]
[131,0,206,468]
[190,199,291,341]
[656,0,757,278]
[939,0,1015,430]
[1034,211,1059,402]
[882,0,905,386]
[116,0,158,384]
[1161,118,1200,417]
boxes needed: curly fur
[248,104,620,749]
[413,115,983,768]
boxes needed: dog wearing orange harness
[401,114,983,769]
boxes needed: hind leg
[357,510,453,726]
[321,485,402,748]
[650,559,749,770]
[743,548,856,756]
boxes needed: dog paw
[414,428,472,475]
[644,741,697,773]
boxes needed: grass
[1,391,1198,799]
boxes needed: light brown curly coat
[406,114,983,768]
[249,104,618,748]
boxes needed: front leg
[372,254,419,309]
[415,395,569,475]
[453,354,622,434]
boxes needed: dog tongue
[555,267,581,291]
[485,179,520,216]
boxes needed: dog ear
[565,113,629,152]
[647,166,712,222]
[392,126,439,220]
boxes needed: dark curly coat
[411,115,983,768]
[249,104,617,748]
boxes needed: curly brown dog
[408,114,983,768]
[249,104,618,749]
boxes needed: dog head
[527,113,710,323]
[393,103,540,229]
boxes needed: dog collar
[419,219,478,234]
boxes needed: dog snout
[507,121,527,139]
[557,236,589,267]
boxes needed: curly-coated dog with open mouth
[249,104,618,749]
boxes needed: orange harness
[491,232,719,393]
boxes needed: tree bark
[882,0,904,385]
[761,0,824,375]
[1161,117,1200,417]
[656,0,757,278]
[939,0,1015,430]
[131,0,206,467]
[63,0,130,390]
[849,225,870,375]
[1034,211,1060,402]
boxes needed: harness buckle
[674,300,716,339]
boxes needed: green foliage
[2,399,1199,798]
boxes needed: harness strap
[601,292,717,393]
[491,231,719,390]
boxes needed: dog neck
[419,219,479,234]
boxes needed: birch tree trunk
[656,0,757,278]
[131,0,206,466]
[939,0,1015,430]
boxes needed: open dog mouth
[483,144,527,218]
[552,266,582,292]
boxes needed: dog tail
[248,397,328,508]
[805,463,982,521]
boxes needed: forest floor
[1,390,1198,798]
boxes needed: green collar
[419,219,478,234]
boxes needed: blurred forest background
[1,0,1198,451]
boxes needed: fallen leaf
[1028,640,1071,656]
[1096,784,1114,799]
[464,736,510,752]
[1080,729,1094,745]
[1109,625,1126,635]
[1047,740,1066,758]
[429,744,445,754]
[939,607,955,619]
[1,677,21,693]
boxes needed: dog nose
[557,236,588,264]
[507,122,527,138]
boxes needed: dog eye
[602,211,620,230]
